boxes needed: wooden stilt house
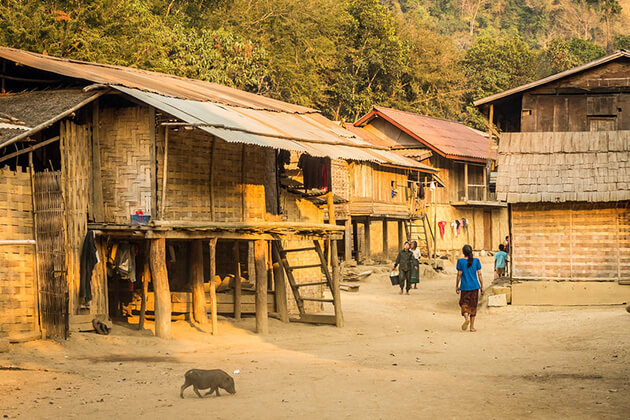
[475,50,630,305]
[0,47,413,339]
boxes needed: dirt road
[1,257,628,419]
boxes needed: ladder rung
[301,297,334,303]
[289,264,322,270]
[296,281,328,288]
[282,247,316,253]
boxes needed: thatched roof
[496,131,630,203]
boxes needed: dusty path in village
[0,257,628,419]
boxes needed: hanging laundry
[451,220,458,237]
[456,219,462,235]
[298,154,330,191]
[115,242,136,283]
[79,230,99,303]
[437,221,447,239]
[418,185,425,200]
[430,181,436,191]
[461,218,469,234]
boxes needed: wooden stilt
[398,220,404,248]
[364,219,371,259]
[233,240,242,321]
[327,191,343,328]
[150,238,171,339]
[382,218,388,259]
[254,240,268,334]
[272,241,289,323]
[344,218,352,262]
[191,240,207,325]
[139,242,151,330]
[209,238,218,335]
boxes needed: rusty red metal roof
[0,47,313,113]
[355,106,494,163]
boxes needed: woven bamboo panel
[33,171,68,338]
[512,202,630,282]
[99,105,153,222]
[156,129,267,222]
[0,169,37,337]
[61,120,91,313]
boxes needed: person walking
[456,244,484,332]
[394,241,413,294]
[410,240,421,289]
[494,244,508,278]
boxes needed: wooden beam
[209,137,216,221]
[0,240,36,246]
[0,136,60,165]
[139,242,151,330]
[364,219,371,258]
[382,218,388,259]
[150,238,171,339]
[209,238,218,335]
[344,219,352,262]
[464,163,469,202]
[327,191,343,328]
[91,100,105,222]
[272,241,289,323]
[254,240,269,334]
[233,240,242,321]
[159,128,169,219]
[398,220,404,248]
[191,240,207,325]
[28,152,41,336]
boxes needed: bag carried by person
[389,270,399,286]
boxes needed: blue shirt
[494,251,507,268]
[456,258,481,291]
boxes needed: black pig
[180,369,236,398]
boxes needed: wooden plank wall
[512,202,630,282]
[60,120,91,314]
[0,169,38,338]
[99,105,153,222]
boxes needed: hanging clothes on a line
[437,221,447,240]
[79,230,99,303]
[418,185,425,200]
[298,154,330,191]
[461,218,469,234]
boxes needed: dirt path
[1,257,628,419]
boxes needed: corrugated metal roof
[474,50,630,107]
[355,106,493,162]
[0,46,312,113]
[117,87,435,170]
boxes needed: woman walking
[410,240,421,289]
[456,245,484,332]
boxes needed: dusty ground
[0,257,628,419]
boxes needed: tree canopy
[0,0,627,128]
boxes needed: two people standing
[393,241,420,294]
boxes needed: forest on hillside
[1,0,629,127]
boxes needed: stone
[488,286,512,304]
[488,294,507,307]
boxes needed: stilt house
[0,47,418,339]
[475,50,630,305]
[351,107,508,255]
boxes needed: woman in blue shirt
[456,244,484,332]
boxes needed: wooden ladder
[272,240,342,326]
[405,214,433,257]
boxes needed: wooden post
[271,241,289,323]
[382,218,388,259]
[209,238,218,335]
[327,191,343,327]
[233,241,242,321]
[28,152,42,335]
[487,104,495,171]
[483,168,488,201]
[398,220,404,249]
[191,240,207,325]
[150,238,171,339]
[432,186,437,260]
[254,240,268,334]
[91,100,105,222]
[139,242,151,330]
[344,219,352,262]
[364,219,371,259]
[464,163,469,202]
[160,128,169,219]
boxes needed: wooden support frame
[191,240,207,325]
[254,240,269,334]
[209,238,218,335]
[233,241,242,321]
[150,238,171,339]
[271,242,289,323]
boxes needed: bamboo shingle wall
[497,131,630,203]
[0,169,38,337]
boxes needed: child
[456,245,483,332]
[494,244,508,278]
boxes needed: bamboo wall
[347,162,410,217]
[99,105,154,222]
[0,169,38,338]
[157,129,268,222]
[511,202,630,282]
[60,121,90,313]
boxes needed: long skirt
[459,289,479,316]
[409,259,419,284]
